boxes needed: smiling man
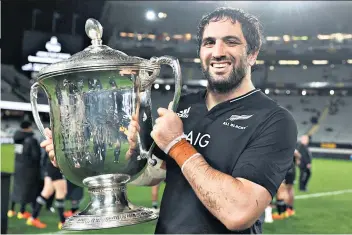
[41,7,298,234]
[146,7,298,234]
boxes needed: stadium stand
[313,97,352,143]
[267,65,352,84]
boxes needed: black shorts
[45,162,64,181]
[285,167,296,185]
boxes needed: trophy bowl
[30,18,182,230]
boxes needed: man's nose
[212,41,226,58]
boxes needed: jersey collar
[200,88,261,117]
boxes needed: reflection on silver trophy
[30,18,182,230]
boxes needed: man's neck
[205,78,255,111]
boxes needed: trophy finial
[85,18,103,46]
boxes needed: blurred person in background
[297,135,313,192]
[38,134,56,214]
[8,121,42,220]
[271,183,288,220]
[272,149,301,220]
[151,184,161,212]
[285,149,301,215]
[64,180,84,218]
[26,140,67,230]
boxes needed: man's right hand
[40,128,58,167]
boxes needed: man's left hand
[151,102,184,152]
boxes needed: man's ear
[247,50,259,66]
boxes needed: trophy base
[63,207,158,230]
[62,174,159,230]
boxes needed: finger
[129,121,140,133]
[131,114,138,121]
[48,150,56,161]
[157,107,169,116]
[128,126,137,139]
[40,139,52,148]
[127,136,137,147]
[152,123,159,130]
[45,144,54,153]
[154,117,161,124]
[168,101,174,111]
[150,130,155,140]
[128,140,137,149]
[44,128,52,139]
[51,159,58,168]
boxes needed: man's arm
[181,155,271,231]
[177,110,297,230]
[294,149,301,165]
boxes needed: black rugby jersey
[153,89,297,234]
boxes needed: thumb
[168,101,174,111]
[157,107,169,116]
[44,128,52,139]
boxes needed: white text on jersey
[186,130,210,148]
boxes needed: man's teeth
[212,63,228,68]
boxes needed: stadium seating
[272,96,330,137]
[1,64,32,102]
[313,97,352,143]
[267,65,352,84]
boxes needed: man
[285,149,301,215]
[42,7,297,234]
[151,184,161,211]
[8,121,41,220]
[297,135,313,191]
[64,180,84,218]
[130,7,297,233]
[27,147,67,229]
[272,148,301,220]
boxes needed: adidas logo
[177,107,191,118]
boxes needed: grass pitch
[2,144,352,234]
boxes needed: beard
[202,55,248,94]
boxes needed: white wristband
[163,133,187,154]
[181,153,201,173]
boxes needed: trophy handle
[146,56,182,166]
[30,82,46,137]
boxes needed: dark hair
[196,7,263,55]
[20,121,32,129]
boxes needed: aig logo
[186,131,210,148]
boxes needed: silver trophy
[30,18,182,230]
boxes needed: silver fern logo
[223,114,253,129]
[226,114,253,121]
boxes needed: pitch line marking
[295,189,352,199]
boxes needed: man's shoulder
[252,95,298,141]
[255,92,296,124]
[178,89,206,106]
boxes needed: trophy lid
[36,18,157,80]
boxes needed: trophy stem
[62,174,158,230]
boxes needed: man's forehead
[202,18,245,40]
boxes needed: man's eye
[203,41,214,46]
[227,41,239,45]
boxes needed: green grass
[263,159,352,234]
[3,143,352,234]
[1,144,15,173]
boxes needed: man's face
[301,135,309,145]
[200,18,250,94]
